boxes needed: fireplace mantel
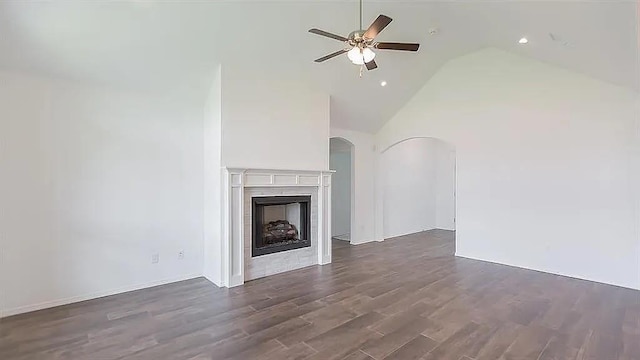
[221,167,333,287]
[225,167,334,188]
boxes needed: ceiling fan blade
[309,28,348,42]
[363,15,392,40]
[375,42,420,51]
[314,49,348,63]
[365,59,378,71]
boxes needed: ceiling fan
[309,0,420,74]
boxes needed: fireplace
[251,195,311,257]
[218,168,331,287]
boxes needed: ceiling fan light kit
[309,0,420,74]
[347,46,375,65]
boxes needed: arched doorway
[380,137,456,250]
[330,137,355,244]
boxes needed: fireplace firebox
[251,195,311,257]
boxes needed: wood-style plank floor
[1,230,639,359]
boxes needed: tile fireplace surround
[221,168,333,287]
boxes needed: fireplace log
[263,220,299,243]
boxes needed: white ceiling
[0,1,637,133]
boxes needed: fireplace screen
[251,195,311,257]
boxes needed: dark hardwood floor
[1,230,638,359]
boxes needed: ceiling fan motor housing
[348,30,372,47]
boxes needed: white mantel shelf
[224,167,334,187]
[221,168,333,287]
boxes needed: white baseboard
[203,273,223,288]
[1,273,202,318]
[341,238,383,244]
[350,239,376,245]
[455,252,640,291]
[384,228,438,240]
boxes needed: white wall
[330,149,351,237]
[211,65,330,284]
[382,138,437,238]
[634,97,640,286]
[381,137,455,238]
[202,65,222,285]
[435,141,456,230]
[221,66,329,171]
[0,63,332,315]
[330,128,377,244]
[0,71,205,316]
[377,48,640,290]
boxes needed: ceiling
[0,1,637,133]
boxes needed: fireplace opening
[252,195,311,257]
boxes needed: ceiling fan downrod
[359,0,363,30]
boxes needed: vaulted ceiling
[1,1,637,133]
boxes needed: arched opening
[380,137,456,254]
[329,137,355,244]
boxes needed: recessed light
[380,81,387,87]
[519,37,529,44]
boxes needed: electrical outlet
[151,253,159,264]
[178,250,184,259]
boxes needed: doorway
[380,137,456,246]
[329,137,354,243]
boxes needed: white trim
[224,167,330,173]
[0,273,202,318]
[221,168,333,287]
[455,252,640,291]
[350,239,376,245]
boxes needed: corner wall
[376,48,640,289]
[435,141,456,230]
[203,65,223,285]
[634,97,640,286]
